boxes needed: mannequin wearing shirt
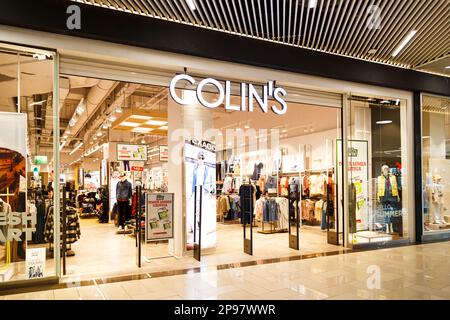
[116,173,132,232]
[377,165,400,234]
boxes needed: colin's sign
[169,74,288,115]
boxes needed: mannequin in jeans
[377,165,400,234]
[116,172,132,232]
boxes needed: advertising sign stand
[62,185,67,275]
[143,192,175,262]
[241,185,253,255]
[135,185,142,268]
[288,184,300,250]
[193,186,202,261]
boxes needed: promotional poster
[184,140,216,250]
[336,139,369,231]
[0,112,27,212]
[145,193,174,241]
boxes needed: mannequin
[377,165,400,234]
[116,172,132,232]
[430,175,446,224]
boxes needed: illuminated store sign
[169,74,288,115]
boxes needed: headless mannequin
[431,175,446,224]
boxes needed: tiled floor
[1,241,449,300]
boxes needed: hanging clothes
[275,197,289,230]
[44,205,81,244]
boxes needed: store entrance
[179,85,345,264]
[56,69,345,281]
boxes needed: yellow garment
[377,174,399,198]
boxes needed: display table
[354,231,393,243]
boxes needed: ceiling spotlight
[445,66,450,69]
[395,99,400,106]
[107,121,112,128]
[141,139,145,144]
[381,100,390,104]
[282,128,287,133]
[115,106,123,113]
[102,122,109,129]
[93,136,97,140]
[97,132,103,137]
[109,115,117,122]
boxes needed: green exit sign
[34,156,48,165]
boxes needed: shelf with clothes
[300,168,336,229]
[255,194,289,234]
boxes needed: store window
[421,94,450,233]
[0,44,56,283]
[347,95,409,244]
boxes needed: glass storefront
[421,94,450,233]
[347,95,409,245]
[0,40,420,289]
[0,44,57,283]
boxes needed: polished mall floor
[59,218,343,281]
[2,241,449,300]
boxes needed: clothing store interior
[0,48,409,282]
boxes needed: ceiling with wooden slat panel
[72,0,450,76]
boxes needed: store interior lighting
[69,142,84,155]
[29,99,47,106]
[145,120,167,126]
[75,98,85,115]
[376,120,393,125]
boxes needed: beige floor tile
[121,280,150,296]
[254,288,300,300]
[77,286,105,300]
[98,284,132,300]
[131,288,179,300]
[54,287,81,300]
[4,290,55,300]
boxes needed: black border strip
[0,0,449,96]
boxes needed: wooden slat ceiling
[72,0,450,76]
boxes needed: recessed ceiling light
[120,121,140,127]
[96,132,103,136]
[376,120,393,125]
[132,128,154,133]
[115,106,123,113]
[392,30,417,57]
[109,115,117,121]
[146,120,167,126]
[130,115,152,120]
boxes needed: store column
[168,89,215,257]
